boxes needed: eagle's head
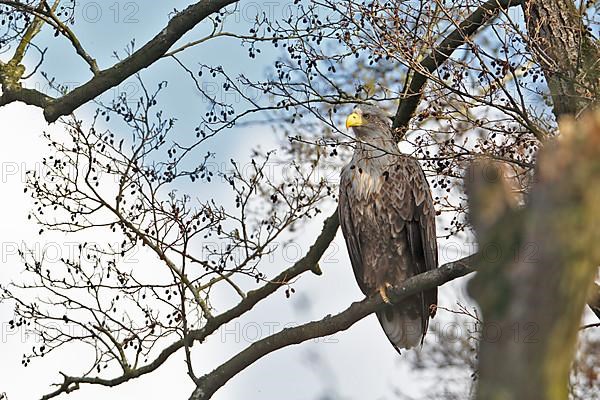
[345,104,394,143]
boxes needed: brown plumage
[339,104,438,352]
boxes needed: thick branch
[392,0,521,132]
[189,255,475,400]
[522,0,600,119]
[0,0,238,121]
[0,86,53,108]
[41,0,238,122]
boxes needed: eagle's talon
[379,283,393,304]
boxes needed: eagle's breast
[345,154,394,201]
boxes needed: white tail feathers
[377,307,424,350]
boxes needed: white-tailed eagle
[339,104,438,351]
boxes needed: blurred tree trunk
[466,2,600,398]
[522,0,600,118]
[468,112,600,400]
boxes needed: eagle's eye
[363,113,371,120]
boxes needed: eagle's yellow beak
[345,112,363,129]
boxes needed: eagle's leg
[379,282,393,304]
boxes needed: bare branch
[392,0,522,133]
[188,254,475,400]
[0,0,238,121]
[39,211,340,399]
[41,0,239,122]
[41,0,99,74]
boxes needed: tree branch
[392,0,522,133]
[0,86,53,108]
[42,0,99,74]
[41,0,238,122]
[521,0,600,119]
[189,254,476,400]
[40,211,340,399]
[0,0,238,122]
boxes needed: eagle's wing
[338,166,367,294]
[379,156,437,348]
[405,157,438,321]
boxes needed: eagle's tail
[376,301,425,351]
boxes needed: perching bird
[339,104,438,352]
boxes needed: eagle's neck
[353,137,399,171]
[349,138,399,199]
